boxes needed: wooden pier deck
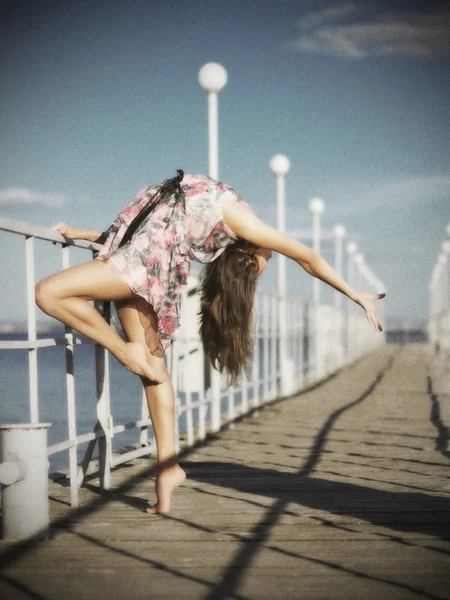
[1,344,450,600]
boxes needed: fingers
[52,223,68,235]
[364,300,383,332]
[366,313,378,331]
[366,315,382,332]
[52,223,75,238]
[368,312,383,332]
[360,293,385,331]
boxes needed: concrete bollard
[0,423,51,541]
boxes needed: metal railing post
[210,368,221,433]
[61,245,79,507]
[25,235,39,423]
[170,340,181,454]
[197,345,206,441]
[252,294,261,408]
[270,294,278,399]
[185,346,194,446]
[95,302,112,490]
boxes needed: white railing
[429,224,450,358]
[0,216,385,507]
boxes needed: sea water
[0,333,274,472]
[0,333,158,472]
[1,331,312,472]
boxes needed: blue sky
[1,0,449,325]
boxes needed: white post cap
[270,154,291,175]
[346,241,358,255]
[308,197,325,215]
[198,63,228,92]
[332,223,346,239]
[442,240,450,254]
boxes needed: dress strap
[118,170,185,249]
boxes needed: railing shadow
[177,349,450,600]
[2,347,449,600]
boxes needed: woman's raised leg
[35,260,168,383]
[116,298,186,514]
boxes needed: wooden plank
[1,345,450,600]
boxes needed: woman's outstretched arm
[52,223,106,244]
[222,202,385,331]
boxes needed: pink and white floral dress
[96,174,245,352]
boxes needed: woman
[35,171,384,514]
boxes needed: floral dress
[96,173,245,351]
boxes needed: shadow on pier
[1,344,450,600]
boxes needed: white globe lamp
[198,63,228,93]
[270,154,291,176]
[198,63,228,180]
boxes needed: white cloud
[297,3,357,31]
[373,174,450,205]
[318,174,450,221]
[289,4,450,59]
[0,188,67,208]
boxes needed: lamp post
[332,224,346,308]
[198,63,227,429]
[346,241,358,290]
[308,197,325,379]
[332,224,346,368]
[308,197,325,304]
[269,154,291,298]
[198,63,228,180]
[269,154,291,395]
[355,252,365,290]
[345,241,358,359]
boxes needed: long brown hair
[198,240,259,384]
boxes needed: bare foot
[145,465,186,514]
[122,342,168,383]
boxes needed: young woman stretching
[35,171,384,514]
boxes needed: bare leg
[117,299,185,514]
[35,260,168,383]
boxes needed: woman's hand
[52,223,104,242]
[52,223,81,239]
[353,292,386,332]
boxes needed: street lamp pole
[309,197,325,304]
[345,241,358,359]
[346,242,358,292]
[270,154,291,395]
[198,63,228,180]
[332,224,346,367]
[270,154,291,297]
[332,224,346,309]
[198,63,228,431]
[308,197,325,379]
